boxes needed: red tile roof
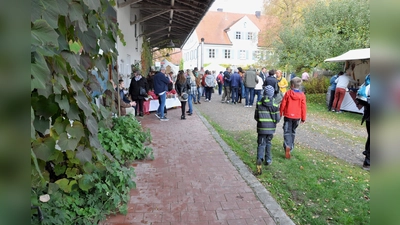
[195,11,278,47]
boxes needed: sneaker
[194,102,198,104]
[197,101,201,104]
[226,101,230,103]
[205,99,209,102]
[187,113,192,116]
[159,116,169,121]
[285,146,291,159]
[256,158,262,175]
[249,105,253,107]
[331,109,335,112]
[336,110,343,113]
[186,110,190,113]
[208,100,211,102]
[265,160,272,166]
[155,113,160,119]
[244,105,248,108]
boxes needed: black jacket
[254,96,280,135]
[129,76,148,100]
[263,76,279,95]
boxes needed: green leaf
[83,0,101,11]
[37,81,53,98]
[76,147,92,163]
[55,178,71,193]
[75,65,88,80]
[32,136,56,161]
[66,167,79,178]
[70,79,82,93]
[74,91,94,116]
[77,28,97,53]
[86,114,98,136]
[55,94,70,113]
[54,164,67,176]
[31,95,59,118]
[48,183,59,194]
[67,102,80,120]
[58,132,79,151]
[66,121,85,140]
[31,0,41,22]
[31,53,50,91]
[66,150,75,159]
[61,51,80,68]
[31,149,44,179]
[68,2,84,23]
[31,19,59,48]
[31,107,36,139]
[69,40,82,54]
[78,174,95,191]
[53,116,68,135]
[33,115,50,135]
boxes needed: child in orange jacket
[279,77,307,159]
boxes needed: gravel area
[194,94,367,166]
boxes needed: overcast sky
[209,0,265,14]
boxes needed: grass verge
[205,116,370,225]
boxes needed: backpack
[356,74,370,106]
[205,75,215,87]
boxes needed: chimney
[217,8,223,12]
[255,11,261,18]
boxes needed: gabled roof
[195,11,276,46]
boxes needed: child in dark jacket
[254,85,280,175]
[280,77,307,159]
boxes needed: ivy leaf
[66,167,79,178]
[61,51,80,68]
[55,94,70,113]
[77,28,97,53]
[68,2,83,23]
[53,116,68,135]
[31,19,59,48]
[33,115,50,135]
[31,53,50,91]
[55,73,68,91]
[66,121,85,140]
[89,134,102,150]
[31,149,44,179]
[83,0,101,11]
[94,57,107,73]
[67,102,80,121]
[76,147,92,163]
[69,40,82,54]
[31,0,41,22]
[37,81,53,98]
[55,178,72,193]
[86,114,98,136]
[54,164,67,176]
[70,79,82,93]
[78,174,95,191]
[58,132,79,151]
[75,91,94,116]
[47,183,59,194]
[31,95,59,118]
[32,136,56,161]
[75,65,87,80]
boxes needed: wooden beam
[130,9,170,25]
[118,0,143,8]
[131,4,193,11]
[138,27,169,38]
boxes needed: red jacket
[280,89,307,121]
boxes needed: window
[247,32,253,40]
[235,32,241,39]
[224,49,231,59]
[253,50,260,60]
[209,49,215,58]
[239,50,246,60]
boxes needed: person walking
[276,70,288,94]
[186,70,197,116]
[332,69,356,113]
[176,70,190,120]
[238,67,245,104]
[243,66,258,107]
[254,85,280,175]
[221,67,232,103]
[280,77,307,159]
[195,71,202,104]
[153,67,171,121]
[230,68,241,104]
[129,72,148,117]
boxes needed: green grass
[203,114,370,225]
[306,94,363,127]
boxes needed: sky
[209,0,265,14]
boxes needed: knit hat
[264,85,274,97]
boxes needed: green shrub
[98,115,153,164]
[306,93,326,105]
[303,76,330,94]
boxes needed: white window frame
[235,31,241,39]
[247,32,253,40]
[239,50,246,60]
[224,49,231,59]
[209,49,215,58]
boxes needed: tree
[272,0,370,72]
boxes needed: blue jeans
[254,89,262,102]
[231,86,239,103]
[157,93,166,118]
[188,93,194,113]
[197,87,203,102]
[257,134,273,163]
[218,83,223,95]
[245,87,255,106]
[241,83,245,97]
[283,117,300,151]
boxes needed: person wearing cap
[280,77,307,159]
[254,85,280,175]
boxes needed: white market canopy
[324,48,370,62]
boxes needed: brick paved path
[101,106,291,225]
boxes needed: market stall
[324,48,370,114]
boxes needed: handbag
[139,87,147,97]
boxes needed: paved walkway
[102,105,294,225]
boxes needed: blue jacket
[223,71,231,87]
[153,71,170,95]
[329,75,338,91]
[230,72,241,87]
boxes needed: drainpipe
[200,37,204,69]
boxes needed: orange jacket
[280,89,307,121]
